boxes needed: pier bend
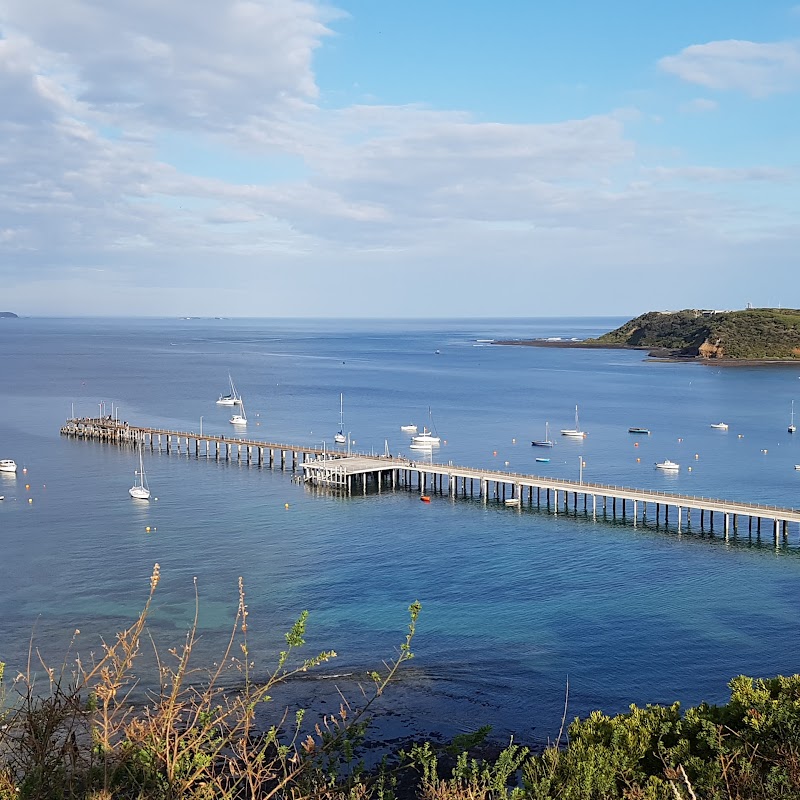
[61,417,800,544]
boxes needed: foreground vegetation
[589,308,800,360]
[4,567,800,799]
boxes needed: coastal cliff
[589,308,800,361]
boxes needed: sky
[1,0,799,317]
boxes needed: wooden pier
[61,417,800,543]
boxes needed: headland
[496,307,800,364]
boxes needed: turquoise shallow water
[2,317,800,745]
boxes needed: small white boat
[411,408,441,448]
[795,464,800,470]
[400,424,418,433]
[532,421,554,447]
[411,427,440,447]
[710,422,728,430]
[0,459,17,473]
[561,405,585,437]
[229,397,248,426]
[216,373,242,406]
[655,459,680,471]
[129,443,151,500]
[334,393,347,444]
[504,497,520,506]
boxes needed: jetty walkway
[61,417,800,542]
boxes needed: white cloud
[1,0,339,132]
[679,97,719,113]
[659,39,800,97]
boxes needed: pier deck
[61,417,800,541]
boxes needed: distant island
[0,311,18,318]
[499,308,800,363]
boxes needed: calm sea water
[2,316,800,746]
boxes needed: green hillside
[589,308,800,360]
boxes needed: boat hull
[0,460,17,473]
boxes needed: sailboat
[129,442,151,500]
[790,400,796,434]
[216,374,241,406]
[560,405,585,437]
[411,408,441,449]
[229,397,247,426]
[532,421,554,447]
[334,393,347,444]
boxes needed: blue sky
[1,0,798,316]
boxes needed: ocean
[2,316,800,747]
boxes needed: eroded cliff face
[697,340,724,359]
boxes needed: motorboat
[504,497,520,506]
[655,459,680,471]
[710,423,728,430]
[561,405,585,437]
[535,457,550,463]
[0,459,17,473]
[216,374,241,406]
[628,427,650,434]
[532,421,554,447]
[334,393,347,444]
[129,443,150,500]
[229,397,248,426]
[400,424,418,433]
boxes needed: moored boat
[0,459,17,473]
[334,393,347,444]
[710,422,728,430]
[561,405,585,437]
[532,421,554,447]
[229,397,248,426]
[129,443,150,500]
[655,459,680,471]
[217,374,241,406]
[628,427,650,434]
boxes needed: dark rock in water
[0,311,19,318]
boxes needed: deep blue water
[2,316,800,746]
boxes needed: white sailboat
[532,421,554,447]
[216,374,241,406]
[334,393,347,444]
[789,400,796,434]
[560,405,585,437]
[129,442,151,499]
[411,409,441,449]
[229,397,247,426]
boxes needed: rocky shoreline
[494,339,800,366]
